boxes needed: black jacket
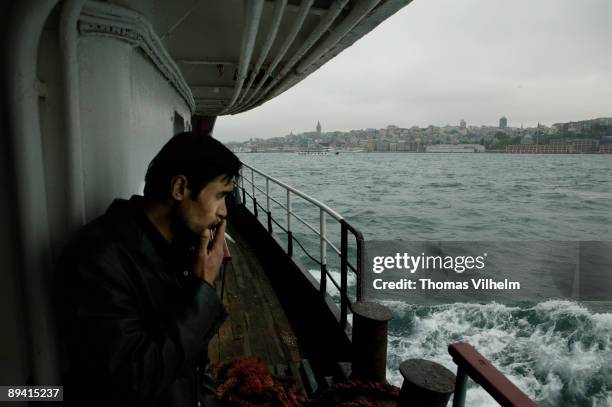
[57,197,227,406]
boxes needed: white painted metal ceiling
[110,0,412,116]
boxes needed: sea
[237,152,612,407]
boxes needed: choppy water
[238,152,612,406]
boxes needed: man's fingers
[198,228,212,257]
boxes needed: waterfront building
[375,141,390,151]
[506,144,572,153]
[600,145,612,154]
[425,144,485,153]
[571,139,598,153]
[600,135,612,144]
[599,135,612,153]
[367,140,375,152]
[386,125,400,136]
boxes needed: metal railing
[238,162,365,329]
[449,343,537,407]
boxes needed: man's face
[173,175,233,240]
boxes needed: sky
[215,0,612,142]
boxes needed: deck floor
[208,223,303,375]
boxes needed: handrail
[242,175,341,255]
[245,189,347,272]
[448,343,538,407]
[243,163,343,221]
[241,165,345,261]
[238,162,365,328]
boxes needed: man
[57,132,241,406]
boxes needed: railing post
[396,359,456,407]
[266,178,270,212]
[251,168,255,199]
[356,236,364,301]
[267,211,272,233]
[286,190,292,256]
[452,367,468,407]
[319,209,327,295]
[340,220,348,329]
[265,178,272,232]
[251,169,257,217]
[351,301,393,383]
[240,168,246,205]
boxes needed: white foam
[307,268,357,299]
[385,300,612,406]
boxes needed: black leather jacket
[57,197,227,406]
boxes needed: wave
[307,268,358,300]
[424,181,464,188]
[383,300,612,407]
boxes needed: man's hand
[193,220,227,285]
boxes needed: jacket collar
[103,196,195,286]
[104,196,169,269]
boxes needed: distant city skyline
[215,0,611,142]
[226,116,612,155]
[229,114,609,141]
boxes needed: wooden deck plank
[208,223,304,374]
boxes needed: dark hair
[144,132,241,200]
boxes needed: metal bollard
[396,359,455,407]
[350,301,393,382]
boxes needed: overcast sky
[215,0,612,142]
